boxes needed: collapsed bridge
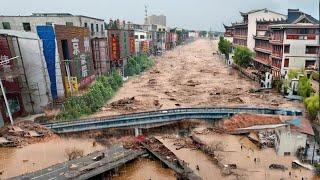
[42,107,302,134]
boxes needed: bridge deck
[44,107,302,134]
[12,146,145,180]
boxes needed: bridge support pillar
[134,128,142,137]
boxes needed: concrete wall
[275,127,307,156]
[247,10,286,50]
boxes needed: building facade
[0,13,105,38]
[145,15,166,26]
[0,30,51,124]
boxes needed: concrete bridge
[43,107,302,134]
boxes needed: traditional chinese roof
[240,8,286,17]
[287,9,319,24]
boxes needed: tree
[233,46,254,68]
[298,76,312,98]
[304,93,319,120]
[218,37,232,59]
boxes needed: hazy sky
[0,0,318,31]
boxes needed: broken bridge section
[43,107,302,134]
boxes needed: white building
[269,9,319,79]
[0,13,105,37]
[232,9,286,50]
[134,29,150,55]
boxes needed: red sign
[111,36,119,60]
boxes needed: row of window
[283,58,316,69]
[1,21,104,33]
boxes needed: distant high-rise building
[145,15,166,26]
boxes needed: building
[0,30,51,124]
[37,25,95,99]
[226,9,286,50]
[269,9,319,79]
[107,19,135,76]
[0,13,105,38]
[223,24,234,43]
[145,15,166,26]
[188,31,199,39]
[134,29,150,55]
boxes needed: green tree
[218,37,232,59]
[304,93,319,120]
[298,76,312,98]
[233,46,254,68]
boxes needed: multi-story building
[145,15,166,26]
[269,9,319,79]
[107,19,135,76]
[226,9,286,50]
[223,24,234,42]
[37,25,95,99]
[0,13,105,37]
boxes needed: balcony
[254,46,271,54]
[253,57,271,67]
[271,52,283,59]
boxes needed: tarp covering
[37,26,58,99]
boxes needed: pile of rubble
[109,97,140,111]
[0,121,56,147]
[222,113,282,132]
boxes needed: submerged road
[12,145,145,180]
[43,107,302,134]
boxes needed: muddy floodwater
[113,158,176,180]
[0,137,103,179]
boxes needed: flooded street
[113,158,176,180]
[0,137,103,179]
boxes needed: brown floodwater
[0,137,103,179]
[113,158,176,180]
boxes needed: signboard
[129,37,135,54]
[111,36,119,60]
[64,76,78,95]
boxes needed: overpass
[43,107,302,134]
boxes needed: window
[140,35,145,39]
[284,58,289,67]
[84,22,88,28]
[66,22,73,26]
[22,22,31,31]
[2,22,11,29]
[46,22,52,26]
[96,24,99,32]
[91,23,94,32]
[101,24,103,32]
[305,60,316,69]
[284,45,290,53]
[135,35,138,39]
[305,46,318,54]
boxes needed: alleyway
[93,39,302,118]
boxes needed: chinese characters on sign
[130,37,135,54]
[80,54,88,77]
[71,38,80,56]
[111,36,119,60]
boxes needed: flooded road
[0,137,103,179]
[113,158,176,180]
